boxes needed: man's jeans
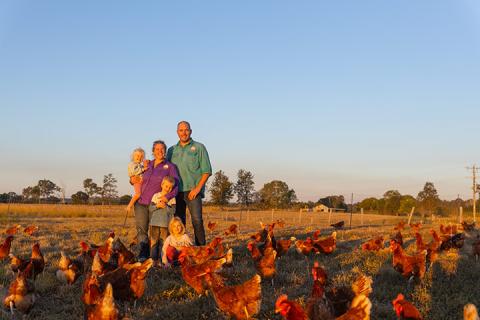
[175,191,206,245]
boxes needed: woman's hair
[130,147,145,161]
[168,216,185,235]
[152,140,167,153]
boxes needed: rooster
[179,252,226,295]
[330,221,345,230]
[224,224,238,236]
[5,225,21,235]
[56,251,83,285]
[392,293,422,319]
[204,272,262,320]
[464,304,479,320]
[86,283,119,320]
[0,235,14,260]
[207,221,217,232]
[394,221,406,231]
[390,240,426,281]
[275,294,308,320]
[313,231,337,254]
[23,225,39,236]
[472,234,480,261]
[361,236,385,251]
[3,271,36,315]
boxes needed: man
[167,121,212,245]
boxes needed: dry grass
[0,208,479,320]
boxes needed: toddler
[126,148,149,212]
[161,217,192,267]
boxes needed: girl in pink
[161,217,192,267]
[126,148,149,212]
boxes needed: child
[149,176,178,266]
[126,148,149,212]
[161,217,192,267]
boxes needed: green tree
[317,195,347,210]
[83,178,101,204]
[71,191,89,204]
[119,194,132,205]
[259,180,297,209]
[22,185,40,203]
[383,190,401,215]
[234,169,255,207]
[209,170,234,206]
[399,195,416,214]
[417,182,439,219]
[37,179,60,202]
[359,197,378,211]
[101,173,118,205]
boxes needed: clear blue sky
[1,1,479,202]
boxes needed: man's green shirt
[167,139,212,196]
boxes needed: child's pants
[149,226,168,262]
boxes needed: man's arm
[188,173,210,200]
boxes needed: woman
[132,140,179,262]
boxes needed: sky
[0,1,479,202]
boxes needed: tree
[101,173,118,205]
[358,197,378,211]
[37,179,60,202]
[258,180,297,209]
[0,192,22,203]
[317,195,347,210]
[234,169,255,207]
[83,178,101,204]
[417,182,439,219]
[209,170,234,206]
[22,186,40,203]
[383,190,401,215]
[119,195,132,205]
[399,195,416,214]
[71,191,89,204]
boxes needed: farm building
[314,204,330,212]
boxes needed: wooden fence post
[361,208,364,226]
[407,207,415,225]
[328,208,332,226]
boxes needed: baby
[161,217,192,267]
[126,147,149,212]
[149,175,177,266]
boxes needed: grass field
[0,205,479,319]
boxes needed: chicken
[392,293,422,319]
[179,252,227,295]
[98,259,153,302]
[394,221,406,231]
[9,253,30,273]
[97,235,115,263]
[249,239,277,282]
[224,224,238,236]
[23,225,39,236]
[462,221,476,232]
[426,229,442,268]
[275,294,308,320]
[179,237,225,265]
[361,236,384,251]
[86,283,119,320]
[313,232,337,254]
[391,231,403,246]
[0,235,14,260]
[29,242,45,280]
[390,240,426,281]
[5,225,21,235]
[472,234,480,261]
[92,251,116,276]
[112,238,135,267]
[276,237,296,257]
[207,221,217,232]
[326,285,355,317]
[276,219,286,228]
[464,303,479,320]
[82,273,102,306]
[81,241,98,259]
[312,230,322,241]
[440,233,465,251]
[409,223,422,233]
[251,223,277,254]
[295,237,318,256]
[414,233,427,253]
[3,271,36,315]
[336,294,371,320]
[306,262,332,320]
[440,223,458,236]
[330,221,345,230]
[56,251,83,285]
[205,273,262,320]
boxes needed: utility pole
[467,165,479,222]
[349,193,353,229]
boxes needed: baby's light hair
[168,217,185,236]
[130,147,145,161]
[162,175,175,186]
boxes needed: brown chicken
[464,304,479,320]
[390,240,426,281]
[98,259,153,302]
[394,221,406,231]
[361,236,385,251]
[410,223,422,233]
[472,234,480,261]
[23,225,39,236]
[92,251,117,276]
[295,237,318,256]
[276,237,296,257]
[275,294,308,320]
[440,223,458,236]
[86,283,119,320]
[3,271,36,315]
[204,272,262,320]
[313,231,337,254]
[391,231,404,246]
[426,229,442,267]
[56,251,83,285]
[224,224,238,236]
[179,252,227,295]
[248,239,277,283]
[112,238,135,267]
[179,237,225,265]
[9,253,30,273]
[27,242,45,280]
[312,230,322,241]
[0,235,14,260]
[462,221,476,232]
[414,233,427,253]
[207,221,217,232]
[81,241,98,259]
[306,262,332,320]
[392,293,422,319]
[330,221,345,230]
[5,225,21,235]
[82,273,102,306]
[336,294,371,320]
[276,219,286,228]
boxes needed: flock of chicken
[0,218,480,319]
